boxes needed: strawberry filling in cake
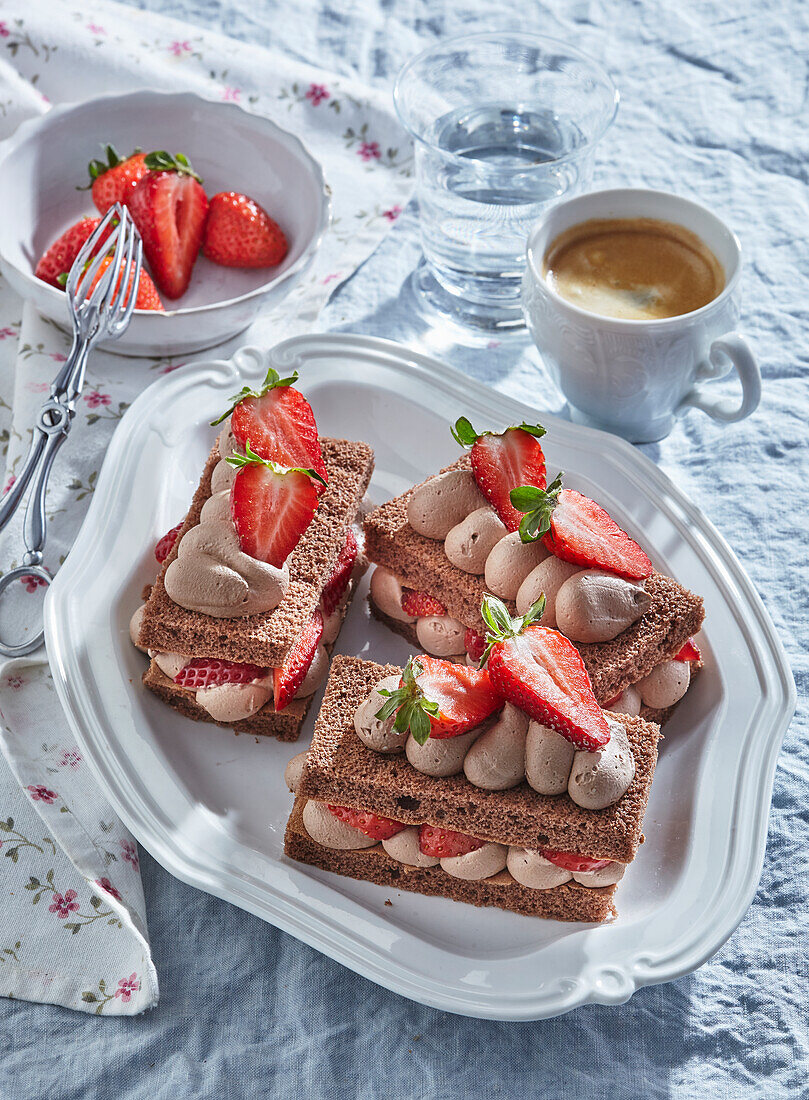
[283,774,627,892]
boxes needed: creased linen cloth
[0,0,412,1015]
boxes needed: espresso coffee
[543,217,725,320]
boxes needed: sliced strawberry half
[539,847,612,873]
[155,522,183,564]
[674,637,701,662]
[464,628,486,663]
[509,475,653,580]
[35,217,103,288]
[127,151,208,300]
[274,609,324,712]
[401,589,446,617]
[229,446,325,568]
[320,528,358,615]
[87,146,151,215]
[481,594,611,751]
[212,366,327,489]
[327,805,405,841]
[174,658,268,690]
[451,417,546,531]
[418,825,485,859]
[374,654,503,744]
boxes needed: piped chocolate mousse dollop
[444,507,507,574]
[462,702,528,790]
[407,469,487,539]
[484,531,549,600]
[567,717,635,810]
[440,842,508,882]
[164,485,289,618]
[353,675,409,753]
[637,659,690,709]
[302,800,376,851]
[382,826,439,867]
[415,614,466,656]
[554,570,651,643]
[164,425,290,618]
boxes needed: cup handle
[677,334,761,423]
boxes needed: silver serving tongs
[0,203,142,657]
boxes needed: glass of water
[394,33,618,335]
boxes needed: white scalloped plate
[44,334,794,1020]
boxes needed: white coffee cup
[521,188,761,443]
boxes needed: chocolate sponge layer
[298,656,661,864]
[139,436,373,667]
[285,796,617,922]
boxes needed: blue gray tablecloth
[2,0,807,1096]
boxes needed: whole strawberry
[35,217,102,288]
[128,151,209,300]
[84,255,164,311]
[87,145,151,215]
[203,192,288,268]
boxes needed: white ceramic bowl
[0,90,330,356]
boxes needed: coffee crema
[542,216,725,320]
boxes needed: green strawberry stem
[450,416,546,448]
[210,366,300,426]
[479,593,546,665]
[225,439,327,486]
[510,472,563,544]
[374,656,440,746]
[143,150,203,185]
[80,143,143,189]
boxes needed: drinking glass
[394,32,618,335]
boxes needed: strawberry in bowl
[0,89,329,354]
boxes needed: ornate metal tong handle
[0,205,141,657]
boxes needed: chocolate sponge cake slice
[285,796,618,922]
[297,655,661,864]
[363,454,704,711]
[139,436,373,666]
[140,559,361,741]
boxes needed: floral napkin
[0,0,412,1014]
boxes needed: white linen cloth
[0,0,412,1014]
